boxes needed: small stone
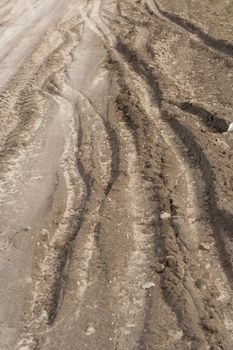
[166,255,177,268]
[227,122,233,132]
[40,310,49,321]
[160,212,171,220]
[23,226,32,231]
[33,176,42,181]
[142,282,155,290]
[155,263,165,273]
[85,325,95,336]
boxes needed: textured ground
[0,0,233,349]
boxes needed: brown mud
[0,1,233,349]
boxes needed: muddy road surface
[1,0,233,349]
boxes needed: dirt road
[1,0,233,349]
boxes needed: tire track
[145,0,233,59]
[168,100,230,133]
[0,0,65,90]
[21,76,114,341]
[2,1,233,349]
[111,34,233,348]
[36,87,116,349]
[106,84,153,349]
[17,89,85,349]
[163,110,233,285]
[36,51,161,350]
[0,4,82,160]
[0,13,82,202]
[105,58,187,349]
[76,3,233,346]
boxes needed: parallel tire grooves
[112,33,233,347]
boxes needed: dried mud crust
[1,0,233,349]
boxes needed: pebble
[85,325,95,336]
[166,255,177,268]
[160,212,171,220]
[142,282,155,290]
[33,176,42,181]
[155,263,165,273]
[227,122,233,132]
[23,226,32,231]
[40,310,49,321]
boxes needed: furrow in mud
[6,12,88,346]
[110,35,233,347]
[115,37,232,220]
[158,113,233,348]
[95,71,157,349]
[0,15,83,227]
[2,1,233,349]
[168,100,230,133]
[26,83,114,333]
[73,90,120,196]
[27,93,82,326]
[103,120,120,195]
[109,54,200,347]
[36,57,167,349]
[163,109,233,281]
[37,96,120,349]
[149,0,233,58]
[1,5,82,135]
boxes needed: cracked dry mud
[0,0,233,349]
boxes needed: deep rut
[108,46,233,348]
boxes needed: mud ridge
[40,86,118,327]
[153,0,233,58]
[116,40,233,266]
[0,25,80,177]
[169,100,229,133]
[115,40,162,106]
[111,39,233,347]
[74,89,120,197]
[162,108,233,286]
[2,1,233,349]
[46,112,92,324]
[109,52,205,346]
[103,119,120,195]
[24,24,86,326]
